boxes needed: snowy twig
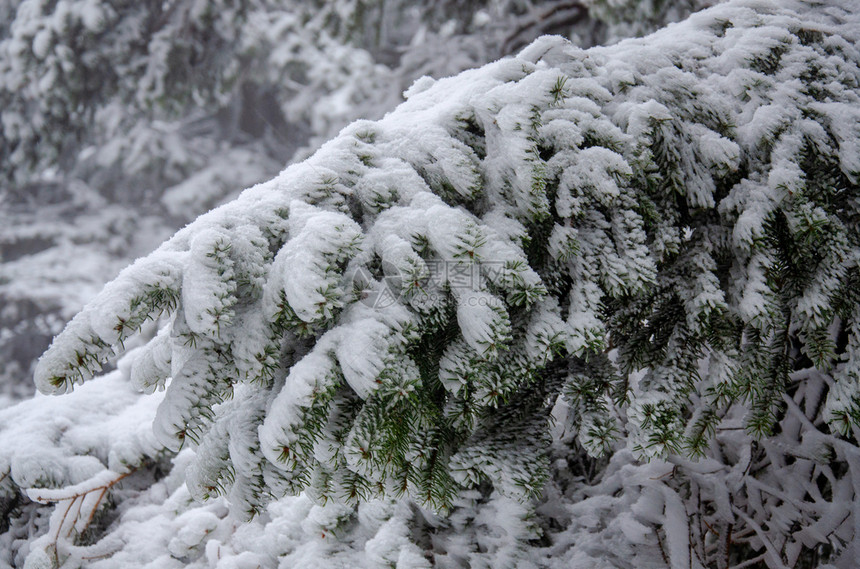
[653,526,670,567]
[731,507,789,569]
[27,470,133,549]
[742,477,817,516]
[727,553,766,569]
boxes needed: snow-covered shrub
[3,0,860,567]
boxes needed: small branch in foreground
[26,469,135,553]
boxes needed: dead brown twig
[27,469,134,547]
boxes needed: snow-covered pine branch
[31,0,860,529]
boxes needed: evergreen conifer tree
[2,0,669,398]
[3,0,860,567]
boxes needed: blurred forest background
[0,0,710,404]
